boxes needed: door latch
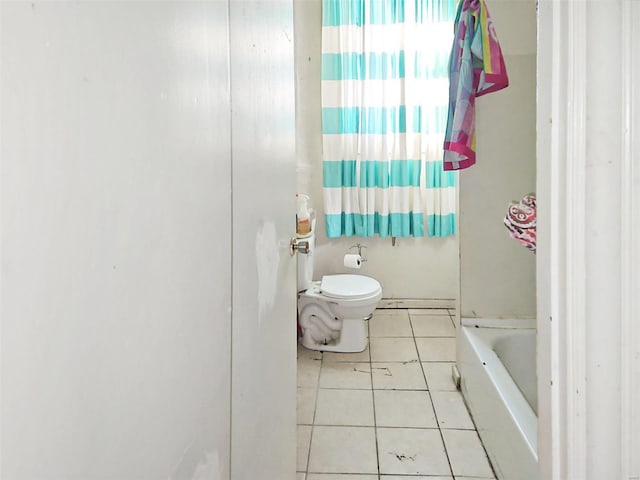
[290,237,310,256]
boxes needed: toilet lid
[320,274,381,299]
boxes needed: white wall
[294,0,459,301]
[0,3,232,478]
[459,0,537,318]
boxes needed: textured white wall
[459,0,537,318]
[0,3,232,479]
[294,0,459,301]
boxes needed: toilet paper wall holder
[347,244,368,263]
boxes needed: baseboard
[378,298,456,310]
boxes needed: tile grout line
[409,310,456,479]
[448,309,457,329]
[367,317,382,480]
[304,349,323,477]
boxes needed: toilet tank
[297,231,315,292]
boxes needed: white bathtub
[458,318,538,480]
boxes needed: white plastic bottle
[296,194,311,236]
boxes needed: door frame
[536,0,639,477]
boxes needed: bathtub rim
[461,316,536,329]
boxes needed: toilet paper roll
[343,254,362,269]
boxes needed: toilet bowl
[298,274,382,352]
[296,224,382,352]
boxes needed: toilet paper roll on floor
[343,254,362,269]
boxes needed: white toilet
[297,230,382,353]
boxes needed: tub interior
[493,330,537,413]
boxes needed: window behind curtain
[321,0,457,238]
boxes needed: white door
[229,1,297,478]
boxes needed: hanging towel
[504,194,536,254]
[443,0,509,171]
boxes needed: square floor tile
[431,391,475,429]
[410,315,456,337]
[442,429,494,477]
[322,345,370,363]
[297,473,306,480]
[377,427,451,476]
[454,477,495,480]
[315,389,374,426]
[374,390,437,428]
[319,362,372,390]
[298,343,323,361]
[378,299,398,309]
[374,308,410,319]
[308,426,377,474]
[382,477,452,480]
[298,356,322,387]
[370,337,419,362]
[371,361,427,390]
[398,300,450,309]
[297,425,312,471]
[409,308,450,315]
[370,310,413,337]
[308,475,378,480]
[423,362,458,391]
[297,387,317,425]
[415,337,456,362]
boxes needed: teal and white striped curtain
[322,0,457,238]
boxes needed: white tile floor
[297,308,496,480]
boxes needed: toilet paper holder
[347,244,368,263]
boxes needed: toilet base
[300,317,368,353]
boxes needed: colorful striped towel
[504,194,537,254]
[443,0,509,171]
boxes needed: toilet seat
[320,274,382,300]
